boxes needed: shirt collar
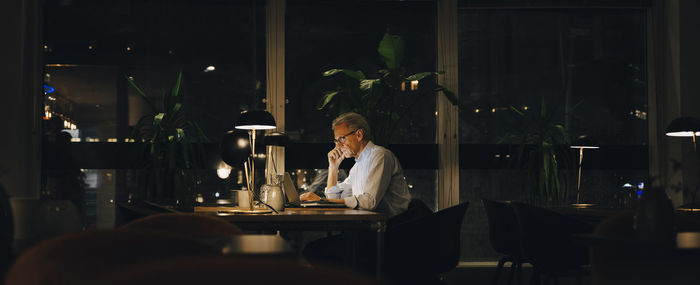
[355,141,375,163]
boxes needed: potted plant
[318,31,458,145]
[499,97,573,205]
[126,71,209,210]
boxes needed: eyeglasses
[334,129,358,144]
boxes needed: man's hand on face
[300,192,321,202]
[327,146,345,169]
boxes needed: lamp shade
[220,130,252,167]
[234,110,276,130]
[263,132,290,146]
[570,135,599,149]
[665,116,700,137]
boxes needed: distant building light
[70,138,81,142]
[475,108,480,113]
[410,80,419,91]
[205,66,216,72]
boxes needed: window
[41,0,265,229]
[457,7,648,261]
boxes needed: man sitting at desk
[300,112,411,217]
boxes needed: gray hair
[332,112,371,142]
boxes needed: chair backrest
[510,202,593,273]
[386,201,469,276]
[387,198,433,229]
[119,213,243,238]
[482,199,522,258]
[83,256,382,285]
[1,184,13,270]
[4,229,220,285]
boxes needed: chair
[4,229,221,285]
[510,202,593,285]
[384,201,469,285]
[482,199,529,285]
[1,184,13,277]
[119,212,243,238]
[83,256,381,285]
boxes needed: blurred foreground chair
[4,229,220,285]
[384,201,469,285]
[119,212,243,238]
[86,256,380,285]
[1,184,13,279]
[511,202,593,285]
[483,199,529,285]
[590,211,700,285]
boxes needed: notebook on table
[282,172,347,208]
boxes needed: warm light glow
[204,65,216,72]
[410,80,419,91]
[126,46,132,51]
[666,131,700,137]
[235,125,276,130]
[570,145,599,149]
[401,82,406,91]
[475,108,480,113]
[217,168,232,179]
[107,138,118,142]
[491,108,496,113]
[523,106,529,110]
[237,138,248,148]
[70,138,81,142]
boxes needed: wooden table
[197,234,295,257]
[194,206,388,279]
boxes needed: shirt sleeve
[324,173,353,199]
[351,150,393,210]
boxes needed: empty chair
[84,256,381,285]
[384,201,469,285]
[4,229,220,285]
[1,184,13,278]
[510,202,593,285]
[119,213,243,238]
[483,199,529,285]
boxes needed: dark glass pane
[458,9,646,144]
[457,8,648,262]
[41,0,265,230]
[286,1,437,144]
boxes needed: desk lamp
[570,136,599,205]
[666,116,700,152]
[263,132,290,184]
[234,110,276,213]
[666,116,700,207]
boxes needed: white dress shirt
[325,141,411,217]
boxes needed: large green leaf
[318,91,340,110]
[405,72,436,82]
[323,69,365,81]
[125,75,157,113]
[378,32,404,70]
[171,71,183,98]
[359,79,381,91]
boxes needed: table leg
[375,220,386,281]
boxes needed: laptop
[282,172,347,208]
